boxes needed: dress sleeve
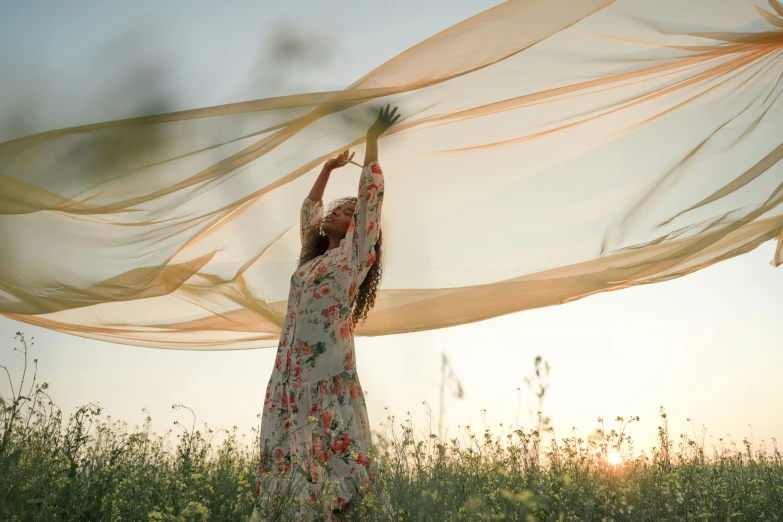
[300,197,324,245]
[346,161,384,284]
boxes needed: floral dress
[256,161,391,521]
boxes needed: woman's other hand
[324,150,355,171]
[367,105,400,140]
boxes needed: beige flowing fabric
[1,0,782,349]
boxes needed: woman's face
[322,202,356,237]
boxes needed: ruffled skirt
[255,366,392,521]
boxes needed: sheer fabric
[1,0,781,349]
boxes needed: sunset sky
[1,0,781,459]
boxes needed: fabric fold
[1,0,782,349]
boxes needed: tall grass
[2,332,781,521]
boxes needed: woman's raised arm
[301,151,354,244]
[348,106,400,280]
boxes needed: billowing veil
[1,0,782,349]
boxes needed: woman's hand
[364,105,401,166]
[324,150,355,171]
[367,104,400,140]
[309,150,354,202]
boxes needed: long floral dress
[256,161,391,521]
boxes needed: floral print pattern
[257,161,390,521]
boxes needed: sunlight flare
[608,449,621,466]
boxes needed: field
[2,333,782,521]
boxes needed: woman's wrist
[364,134,379,165]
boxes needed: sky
[1,0,781,459]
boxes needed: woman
[256,105,399,521]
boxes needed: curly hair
[297,197,383,326]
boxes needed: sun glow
[608,450,621,465]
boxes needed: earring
[319,223,326,237]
